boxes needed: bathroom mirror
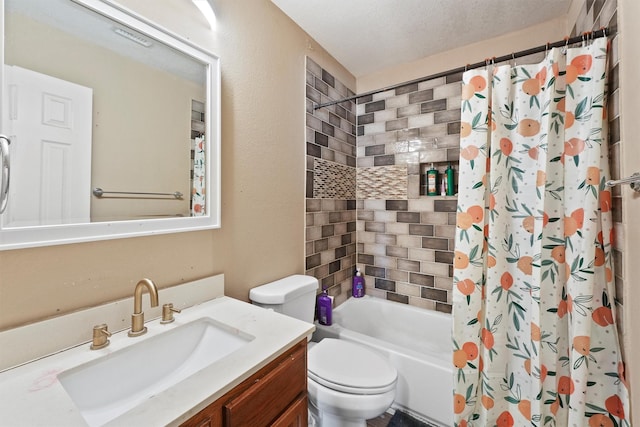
[0,0,221,249]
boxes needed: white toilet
[249,275,397,427]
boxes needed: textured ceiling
[271,0,571,77]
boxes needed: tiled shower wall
[306,0,621,322]
[305,58,358,306]
[356,77,463,314]
[352,0,620,317]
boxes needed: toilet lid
[308,339,397,395]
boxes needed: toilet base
[309,400,366,427]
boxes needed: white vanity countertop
[0,296,314,426]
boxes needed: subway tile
[358,210,374,221]
[396,83,419,95]
[335,246,347,259]
[436,303,453,314]
[329,259,341,274]
[434,200,458,212]
[375,278,396,291]
[435,251,454,264]
[365,144,385,156]
[365,100,386,113]
[386,94,410,109]
[365,221,386,233]
[387,269,409,282]
[408,248,435,262]
[386,200,409,211]
[314,77,329,95]
[358,113,375,125]
[421,212,449,225]
[322,224,335,237]
[421,287,448,302]
[434,109,462,124]
[422,237,450,250]
[398,104,421,118]
[307,142,322,158]
[434,83,462,100]
[358,94,373,104]
[448,122,461,135]
[386,222,410,235]
[420,262,453,277]
[374,155,396,166]
[387,293,409,304]
[387,246,409,258]
[397,259,421,272]
[359,253,375,265]
[445,72,463,83]
[397,212,421,223]
[397,235,423,250]
[409,224,434,236]
[306,253,321,270]
[408,113,435,129]
[409,89,434,104]
[366,265,386,278]
[374,211,397,222]
[386,118,408,132]
[421,99,447,114]
[376,234,398,246]
[315,238,329,253]
[322,69,335,88]
[410,272,435,287]
[321,122,334,137]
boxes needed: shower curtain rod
[314,27,609,110]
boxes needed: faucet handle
[161,303,182,324]
[90,324,112,350]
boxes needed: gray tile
[396,83,418,95]
[434,200,458,212]
[434,109,461,124]
[410,272,434,287]
[374,155,396,166]
[359,254,375,265]
[386,200,408,211]
[422,237,449,250]
[375,278,396,291]
[409,224,434,236]
[397,212,421,223]
[387,246,409,258]
[365,265,386,278]
[409,89,433,104]
[421,287,447,302]
[387,293,409,304]
[421,99,447,114]
[365,100,386,113]
[397,259,421,272]
[435,251,454,264]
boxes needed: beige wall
[357,17,567,94]
[0,0,354,330]
[620,0,640,420]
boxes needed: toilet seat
[308,339,397,395]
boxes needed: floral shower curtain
[191,135,206,216]
[452,37,630,426]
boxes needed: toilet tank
[249,275,319,323]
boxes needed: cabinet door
[224,345,306,426]
[271,395,308,427]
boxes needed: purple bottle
[317,287,332,325]
[352,269,365,298]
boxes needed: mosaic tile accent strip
[357,166,408,200]
[314,158,356,199]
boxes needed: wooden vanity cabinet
[181,340,308,427]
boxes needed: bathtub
[312,295,453,427]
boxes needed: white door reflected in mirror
[0,0,221,249]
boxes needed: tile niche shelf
[419,161,459,197]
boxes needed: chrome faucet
[128,278,159,337]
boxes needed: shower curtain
[452,37,630,426]
[192,135,205,216]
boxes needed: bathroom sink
[58,317,254,426]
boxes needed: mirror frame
[0,0,221,250]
